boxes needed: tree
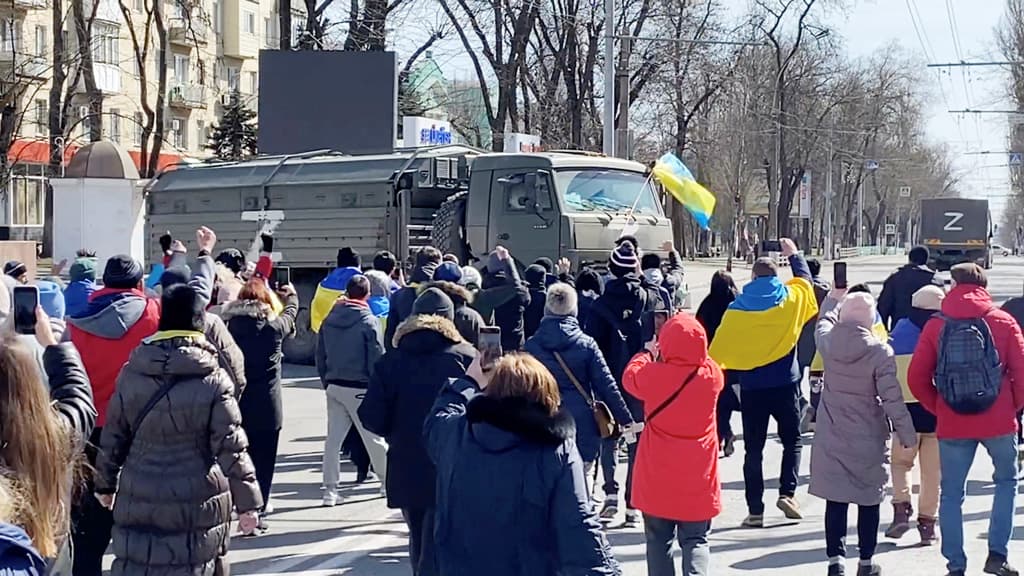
[208,95,258,161]
[118,0,169,178]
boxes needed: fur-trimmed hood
[421,280,474,308]
[466,395,576,449]
[393,313,464,349]
[218,298,278,322]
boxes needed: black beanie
[533,257,554,273]
[412,287,455,321]
[4,260,26,279]
[160,264,192,289]
[609,242,639,278]
[103,255,144,289]
[525,264,547,289]
[338,247,360,268]
[159,283,205,332]
[641,253,662,271]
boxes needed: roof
[469,152,648,173]
[65,141,140,179]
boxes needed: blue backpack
[934,311,1004,414]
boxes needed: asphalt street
[113,255,1024,576]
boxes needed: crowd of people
[0,225,1022,576]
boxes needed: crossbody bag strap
[553,351,595,408]
[647,368,699,423]
[126,376,179,452]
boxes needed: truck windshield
[555,169,661,216]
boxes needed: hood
[64,279,98,316]
[68,288,150,339]
[602,275,645,309]
[889,317,923,355]
[320,266,362,292]
[658,314,708,366]
[324,301,375,329]
[825,322,877,363]
[0,523,45,570]
[466,395,575,452]
[908,307,937,331]
[219,299,276,322]
[941,285,994,319]
[732,277,787,312]
[421,281,473,307]
[899,263,936,279]
[128,334,219,379]
[393,313,463,350]
[643,268,664,287]
[530,315,584,352]
[368,295,389,317]
[524,265,547,290]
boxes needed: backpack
[934,311,1004,415]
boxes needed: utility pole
[602,0,615,156]
[857,177,863,247]
[615,34,632,159]
[825,117,833,259]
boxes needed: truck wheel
[431,191,470,262]
[282,306,316,365]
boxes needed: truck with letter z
[918,197,992,271]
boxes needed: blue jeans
[600,435,638,507]
[644,515,711,576]
[939,434,1019,572]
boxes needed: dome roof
[65,141,140,179]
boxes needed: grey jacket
[810,297,916,506]
[317,301,384,388]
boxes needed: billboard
[402,117,453,148]
[259,51,397,155]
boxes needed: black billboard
[258,51,397,155]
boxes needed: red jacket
[623,313,723,522]
[908,285,1024,440]
[68,287,161,427]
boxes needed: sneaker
[827,564,845,576]
[984,554,1020,576]
[917,516,938,546]
[777,496,803,520]
[856,563,881,576]
[256,514,269,533]
[722,436,736,457]
[947,571,966,576]
[741,514,764,528]
[623,509,640,528]
[884,502,913,539]
[599,500,619,522]
[321,491,339,507]
[263,500,274,515]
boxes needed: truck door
[488,169,561,265]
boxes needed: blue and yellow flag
[652,152,716,229]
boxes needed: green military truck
[146,146,674,362]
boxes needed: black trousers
[245,427,281,508]
[740,385,803,515]
[717,384,740,442]
[825,501,880,560]
[401,507,437,576]
[344,426,370,474]
[71,428,112,576]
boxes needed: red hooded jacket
[68,287,161,427]
[908,284,1024,440]
[623,313,723,522]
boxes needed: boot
[856,563,881,576]
[917,516,938,545]
[884,502,913,539]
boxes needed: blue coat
[525,316,633,462]
[0,523,45,576]
[425,378,621,576]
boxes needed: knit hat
[609,242,639,278]
[839,292,877,329]
[545,283,578,317]
[434,261,463,283]
[4,261,26,279]
[159,265,192,289]
[364,270,392,298]
[158,283,205,332]
[459,266,482,288]
[215,249,245,275]
[412,287,455,321]
[69,257,97,282]
[534,257,554,273]
[37,280,65,319]
[641,253,662,272]
[525,264,547,289]
[103,255,144,288]
[911,285,945,311]
[337,247,360,268]
[576,268,602,295]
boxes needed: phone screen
[13,286,38,335]
[834,261,848,290]
[479,326,502,370]
[761,240,782,253]
[272,266,291,289]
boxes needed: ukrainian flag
[652,152,716,229]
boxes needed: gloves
[261,233,274,254]
[159,231,173,254]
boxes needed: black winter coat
[384,264,434,351]
[220,294,298,430]
[524,287,546,341]
[359,314,476,510]
[584,275,648,421]
[878,264,939,329]
[477,262,531,351]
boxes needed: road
[138,255,1024,575]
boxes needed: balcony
[14,0,48,9]
[168,84,206,109]
[169,19,209,47]
[19,56,47,79]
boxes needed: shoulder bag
[646,368,700,423]
[553,351,618,438]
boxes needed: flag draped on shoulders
[709,276,818,371]
[311,266,362,333]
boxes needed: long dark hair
[709,271,738,300]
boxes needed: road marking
[244,518,403,575]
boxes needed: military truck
[146,146,674,362]
[918,197,993,271]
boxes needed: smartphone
[761,239,782,253]
[271,266,291,289]
[479,326,503,370]
[834,261,848,290]
[654,310,670,334]
[12,286,38,335]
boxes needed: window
[243,11,255,34]
[196,60,205,85]
[134,112,143,144]
[134,0,144,12]
[78,106,90,137]
[171,118,185,148]
[34,99,46,133]
[246,70,257,94]
[92,23,119,65]
[109,109,121,143]
[555,169,663,216]
[264,17,275,46]
[503,172,553,212]
[173,0,186,19]
[33,26,45,58]
[1,19,19,53]
[196,119,206,147]
[227,66,239,91]
[12,178,43,226]
[212,0,222,33]
[172,53,188,83]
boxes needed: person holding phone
[359,287,476,576]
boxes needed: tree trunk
[146,2,168,177]
[72,0,102,141]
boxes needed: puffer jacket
[623,313,724,522]
[423,281,484,346]
[94,333,262,576]
[359,314,476,510]
[525,315,633,462]
[220,294,299,431]
[811,298,916,506]
[0,523,46,575]
[425,378,620,576]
